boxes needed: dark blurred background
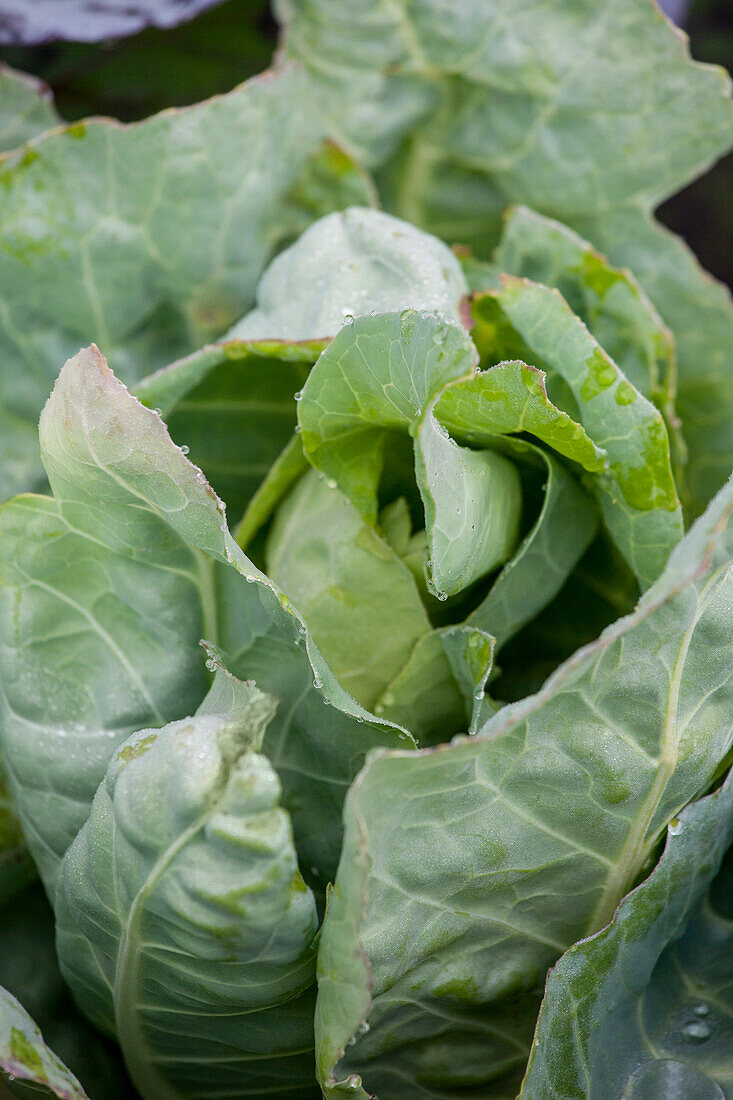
[0,0,729,288]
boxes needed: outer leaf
[278,0,733,246]
[492,278,683,585]
[56,669,320,1100]
[521,771,733,1099]
[266,468,433,710]
[277,0,733,516]
[228,206,469,341]
[0,985,89,1100]
[0,1,230,45]
[315,474,733,1099]
[0,346,412,897]
[0,65,371,501]
[0,67,60,152]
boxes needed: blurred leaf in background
[0,0,275,122]
[0,0,230,46]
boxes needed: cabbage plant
[0,2,732,1099]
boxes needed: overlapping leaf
[277,0,733,514]
[56,668,321,1099]
[0,65,371,502]
[315,473,733,1099]
[0,345,413,899]
[521,771,733,1099]
[474,279,683,585]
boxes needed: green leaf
[227,206,469,341]
[277,0,733,517]
[266,467,433,710]
[235,433,309,551]
[278,0,733,247]
[467,440,599,649]
[575,207,733,517]
[435,359,607,473]
[521,771,733,1099]
[314,473,733,1098]
[0,65,370,502]
[299,310,527,597]
[376,624,495,741]
[55,668,321,1099]
[134,340,318,523]
[0,984,89,1100]
[488,278,683,586]
[0,345,413,897]
[0,67,60,153]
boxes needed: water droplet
[220,522,227,532]
[294,424,302,434]
[694,1004,710,1017]
[245,575,255,584]
[474,690,484,701]
[326,478,337,489]
[299,625,307,635]
[313,677,323,690]
[323,697,330,706]
[668,817,683,835]
[356,716,364,724]
[682,1020,711,1042]
[205,659,216,672]
[342,310,354,324]
[294,390,303,401]
[437,591,448,602]
[153,407,162,416]
[180,445,190,455]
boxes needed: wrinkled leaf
[315,473,733,1098]
[521,771,733,1099]
[277,0,733,515]
[0,65,371,501]
[278,0,733,243]
[0,346,413,898]
[495,206,676,412]
[56,668,320,1099]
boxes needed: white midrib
[113,808,213,1100]
[587,572,720,934]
